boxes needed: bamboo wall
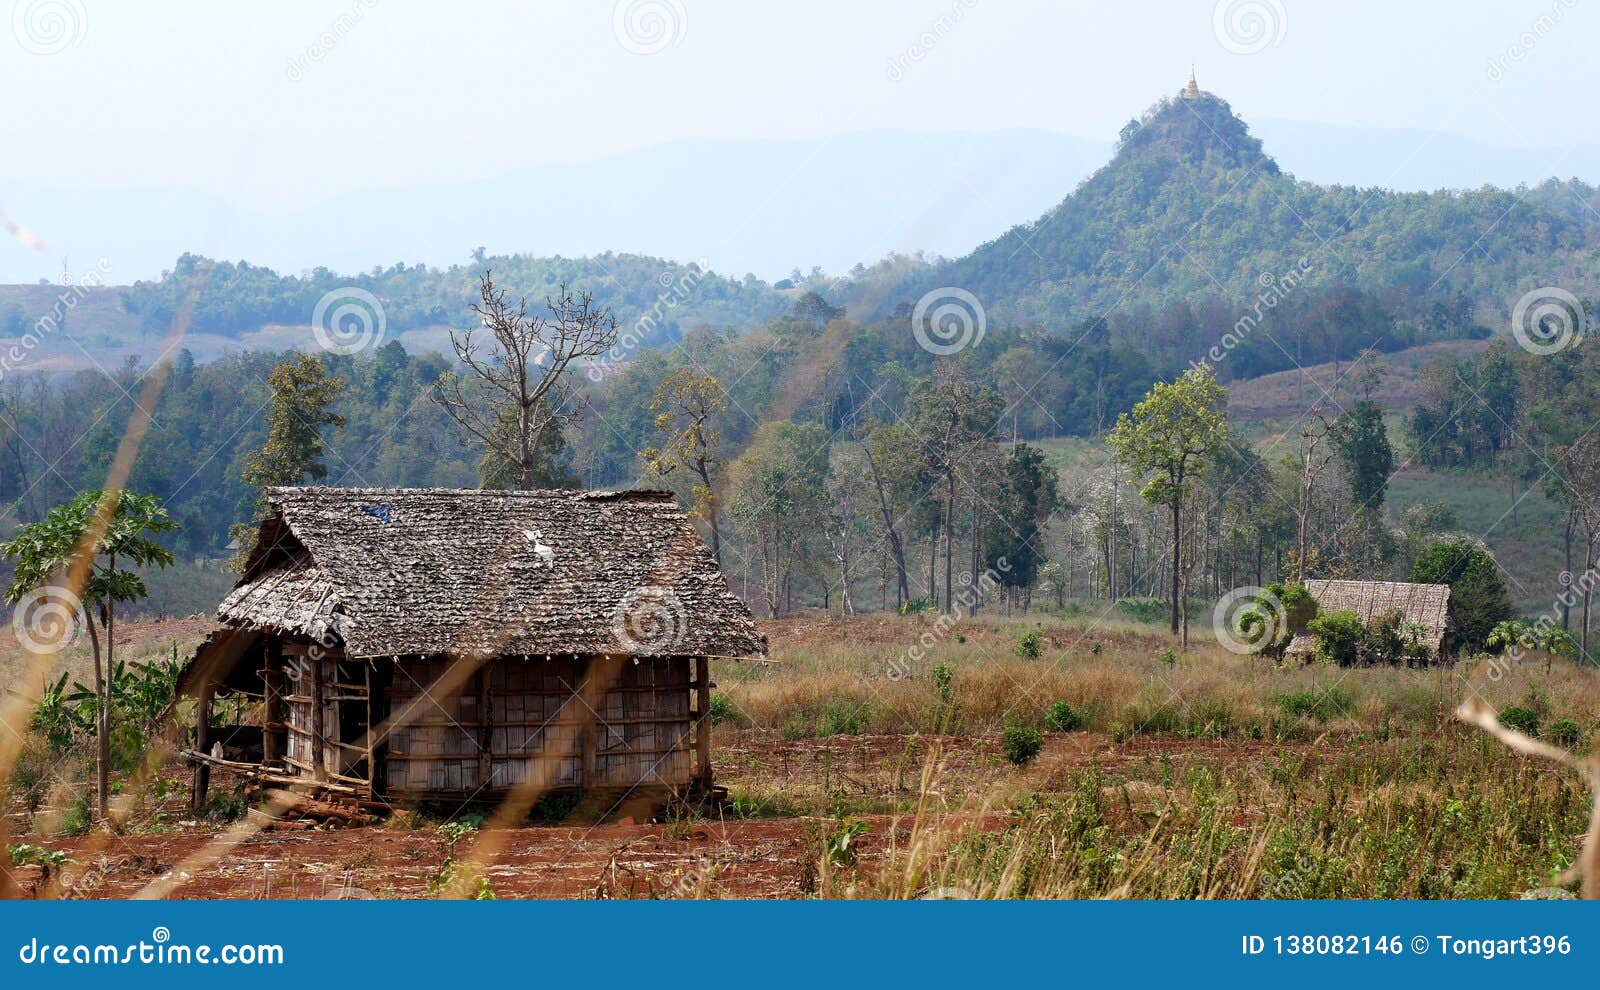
[384,655,695,795]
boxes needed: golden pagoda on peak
[1182,66,1200,100]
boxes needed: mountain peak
[1114,87,1278,176]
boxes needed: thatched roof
[212,487,766,661]
[1288,579,1452,658]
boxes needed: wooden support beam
[694,655,711,792]
[192,680,215,812]
[476,663,492,789]
[309,653,327,782]
[262,638,283,767]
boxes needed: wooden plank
[262,638,283,767]
[191,681,214,812]
[310,652,327,782]
[695,655,711,791]
[477,664,492,788]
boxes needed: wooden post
[694,655,711,792]
[581,656,598,788]
[192,680,214,812]
[309,652,327,782]
[368,658,391,798]
[262,638,283,767]
[477,662,493,790]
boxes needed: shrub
[931,663,955,706]
[1547,718,1582,748]
[1157,648,1179,667]
[817,700,868,736]
[1016,630,1043,660]
[1277,687,1354,721]
[826,820,870,867]
[1498,707,1540,736]
[706,693,746,727]
[1307,610,1367,665]
[56,790,92,836]
[1001,725,1043,766]
[1044,700,1083,733]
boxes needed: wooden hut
[1285,579,1453,662]
[177,487,765,811]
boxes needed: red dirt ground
[7,730,1343,900]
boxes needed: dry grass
[717,612,1600,743]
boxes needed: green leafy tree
[477,400,579,490]
[985,443,1062,606]
[1409,537,1514,655]
[909,364,1003,614]
[233,354,346,559]
[643,369,727,564]
[1107,365,1228,634]
[1332,399,1393,514]
[1,489,177,819]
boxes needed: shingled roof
[1288,579,1452,659]
[214,487,766,660]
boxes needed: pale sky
[3,0,1593,211]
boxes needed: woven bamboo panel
[385,654,693,794]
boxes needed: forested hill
[912,89,1600,327]
[13,85,1600,360]
[115,251,789,341]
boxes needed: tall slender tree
[1107,365,1228,635]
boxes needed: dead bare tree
[432,271,618,490]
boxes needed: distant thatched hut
[177,487,765,811]
[1286,579,1453,663]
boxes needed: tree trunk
[1169,499,1182,636]
[85,614,108,819]
[943,470,955,614]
